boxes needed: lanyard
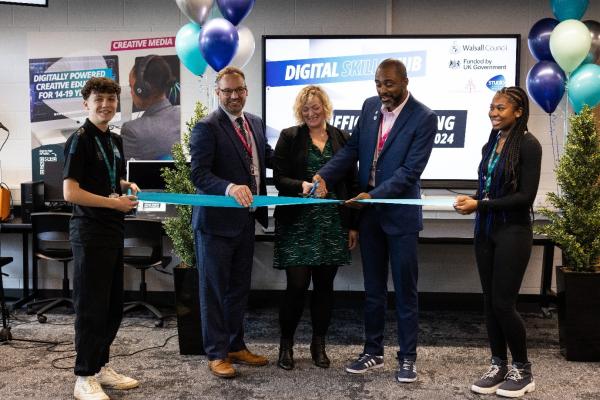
[233,118,253,157]
[484,134,501,196]
[94,135,117,193]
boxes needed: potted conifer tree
[162,101,207,355]
[535,105,600,361]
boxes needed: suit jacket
[272,123,358,228]
[318,95,437,235]
[190,107,273,237]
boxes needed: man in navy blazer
[315,59,437,383]
[190,66,272,378]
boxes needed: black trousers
[72,245,124,376]
[475,223,532,363]
[279,265,338,339]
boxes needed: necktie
[235,117,251,148]
[235,117,257,194]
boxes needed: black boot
[310,336,330,368]
[278,337,294,370]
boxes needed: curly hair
[292,85,333,125]
[81,77,121,100]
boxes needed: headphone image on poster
[133,55,156,98]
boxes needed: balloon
[551,0,589,22]
[583,20,600,65]
[200,18,239,72]
[526,61,567,114]
[175,0,214,25]
[228,25,255,68]
[216,0,255,26]
[175,23,208,76]
[550,19,592,73]
[528,18,559,61]
[567,63,600,112]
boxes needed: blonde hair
[293,85,333,125]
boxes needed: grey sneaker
[496,362,535,398]
[395,359,417,383]
[471,357,509,394]
[345,353,384,374]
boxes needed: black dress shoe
[278,337,294,370]
[310,336,330,368]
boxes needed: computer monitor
[126,160,178,191]
[43,160,65,202]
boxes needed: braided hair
[479,86,529,196]
[475,86,530,234]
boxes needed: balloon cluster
[526,0,600,114]
[174,0,256,75]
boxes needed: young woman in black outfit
[454,86,542,398]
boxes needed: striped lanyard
[94,135,117,193]
[484,133,501,197]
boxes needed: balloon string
[549,113,560,197]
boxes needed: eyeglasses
[218,86,247,96]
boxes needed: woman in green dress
[273,85,358,370]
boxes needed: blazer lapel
[218,108,251,175]
[363,107,382,171]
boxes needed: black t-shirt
[63,119,127,247]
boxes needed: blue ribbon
[137,192,455,208]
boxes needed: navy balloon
[526,61,566,114]
[200,18,239,72]
[216,0,255,26]
[528,18,559,61]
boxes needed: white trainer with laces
[95,366,139,390]
[74,376,109,400]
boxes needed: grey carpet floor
[0,306,598,400]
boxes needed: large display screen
[0,0,47,6]
[263,35,520,186]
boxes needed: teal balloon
[567,63,600,112]
[551,0,589,22]
[175,23,208,76]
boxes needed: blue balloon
[568,63,600,112]
[526,61,567,114]
[216,0,254,26]
[528,18,559,61]
[551,0,589,22]
[200,18,239,72]
[175,23,208,76]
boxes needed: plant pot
[173,265,205,355]
[556,265,600,361]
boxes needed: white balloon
[175,0,213,26]
[229,25,255,68]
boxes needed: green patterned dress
[273,140,351,269]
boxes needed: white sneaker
[74,376,109,400]
[95,366,139,390]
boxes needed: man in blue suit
[190,66,272,378]
[314,59,436,383]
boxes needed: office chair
[123,218,171,327]
[1,256,13,342]
[26,212,73,323]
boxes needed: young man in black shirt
[63,77,140,400]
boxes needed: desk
[257,218,556,314]
[0,218,33,309]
